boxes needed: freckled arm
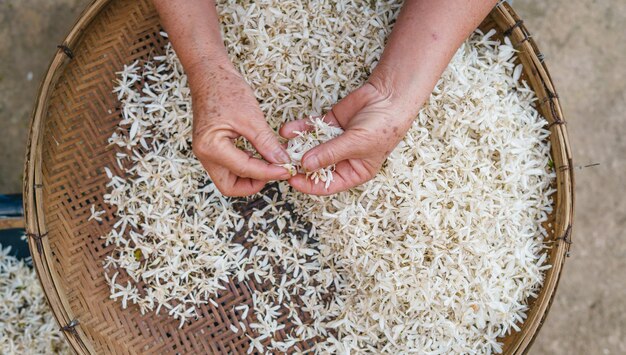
[152,0,292,197]
[152,0,230,79]
[286,0,498,195]
[374,0,499,108]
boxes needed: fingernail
[303,155,320,171]
[275,149,291,164]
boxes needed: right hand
[188,59,291,197]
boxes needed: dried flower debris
[0,245,70,354]
[88,204,106,222]
[103,1,555,353]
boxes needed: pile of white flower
[0,246,70,354]
[102,0,555,353]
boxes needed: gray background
[0,0,624,353]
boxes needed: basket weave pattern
[23,0,574,354]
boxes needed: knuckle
[327,137,355,163]
[192,128,223,161]
[322,149,338,166]
[252,129,277,150]
[348,131,373,156]
[349,129,370,144]
[192,139,215,160]
[232,165,248,177]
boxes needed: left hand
[279,71,427,195]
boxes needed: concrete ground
[0,0,624,354]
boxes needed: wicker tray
[23,0,574,353]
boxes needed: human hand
[188,60,291,197]
[279,71,427,195]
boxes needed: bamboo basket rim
[23,1,574,354]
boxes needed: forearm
[153,0,230,77]
[373,0,498,109]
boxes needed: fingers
[288,160,374,195]
[206,163,266,197]
[279,119,311,139]
[241,121,290,164]
[300,131,362,172]
[217,144,291,180]
[194,137,291,181]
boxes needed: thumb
[301,131,359,171]
[242,121,290,164]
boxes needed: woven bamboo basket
[23,0,574,353]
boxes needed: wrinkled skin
[154,0,497,197]
[280,72,421,195]
[189,60,291,197]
